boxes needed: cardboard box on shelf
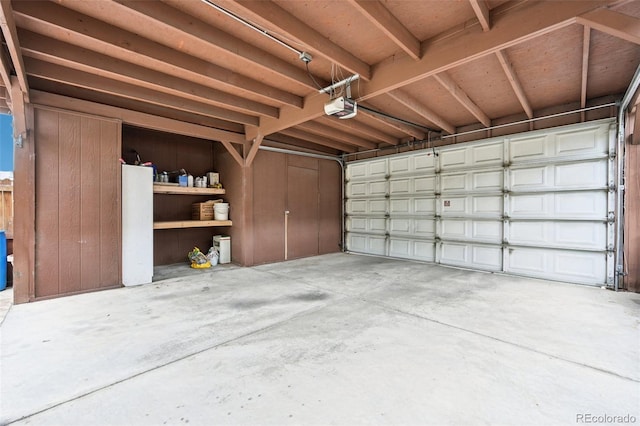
[192,199,224,220]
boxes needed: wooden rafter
[318,116,399,146]
[577,9,640,45]
[24,57,260,126]
[386,91,455,135]
[358,107,426,140]
[248,1,614,138]
[106,0,320,91]
[12,0,302,108]
[0,0,28,101]
[298,121,378,149]
[347,0,421,60]
[581,26,591,121]
[30,90,247,144]
[228,0,371,80]
[495,50,533,119]
[433,72,491,127]
[280,128,357,152]
[0,46,12,102]
[469,0,491,32]
[220,140,245,167]
[20,30,278,118]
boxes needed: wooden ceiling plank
[581,26,591,121]
[251,0,614,137]
[318,116,399,145]
[433,72,490,127]
[280,128,358,152]
[228,0,371,80]
[358,106,426,140]
[577,9,640,45]
[111,0,318,91]
[386,91,456,134]
[495,50,533,119]
[25,57,259,126]
[31,90,246,144]
[0,0,28,101]
[298,121,378,149]
[347,0,421,60]
[12,0,302,108]
[20,30,279,118]
[469,0,491,32]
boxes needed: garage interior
[1,0,640,423]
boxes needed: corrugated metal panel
[345,119,616,286]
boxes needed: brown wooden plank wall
[33,107,121,299]
[251,150,342,265]
[0,180,12,238]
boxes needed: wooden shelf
[154,220,232,230]
[153,184,225,195]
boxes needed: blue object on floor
[0,231,6,291]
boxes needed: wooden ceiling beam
[580,27,591,121]
[297,121,378,149]
[249,0,614,138]
[469,0,491,32]
[30,90,247,144]
[0,46,12,103]
[358,107,426,140]
[265,134,343,155]
[386,91,456,135]
[107,0,319,91]
[12,0,302,108]
[0,0,28,101]
[347,0,421,60]
[279,128,358,152]
[317,116,399,146]
[24,57,259,126]
[19,30,278,118]
[434,72,491,127]
[495,50,533,119]
[29,76,245,133]
[577,9,640,45]
[227,0,371,80]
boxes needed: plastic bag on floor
[188,247,211,269]
[206,246,219,266]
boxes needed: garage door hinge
[608,183,616,192]
[607,244,614,252]
[385,213,390,218]
[607,212,615,223]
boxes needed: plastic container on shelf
[214,203,229,220]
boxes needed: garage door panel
[346,159,387,181]
[440,195,503,218]
[440,140,503,171]
[441,169,503,193]
[389,217,435,238]
[346,233,386,255]
[346,217,387,234]
[505,247,606,284]
[440,219,502,244]
[509,122,609,164]
[389,176,436,195]
[509,160,607,192]
[440,242,502,271]
[390,238,435,261]
[389,153,436,175]
[346,180,387,198]
[509,192,607,219]
[508,221,606,250]
[389,197,436,215]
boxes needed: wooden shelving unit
[153,184,226,195]
[153,220,232,230]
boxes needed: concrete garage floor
[1,253,639,425]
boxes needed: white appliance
[122,165,153,286]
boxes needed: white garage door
[345,119,617,286]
